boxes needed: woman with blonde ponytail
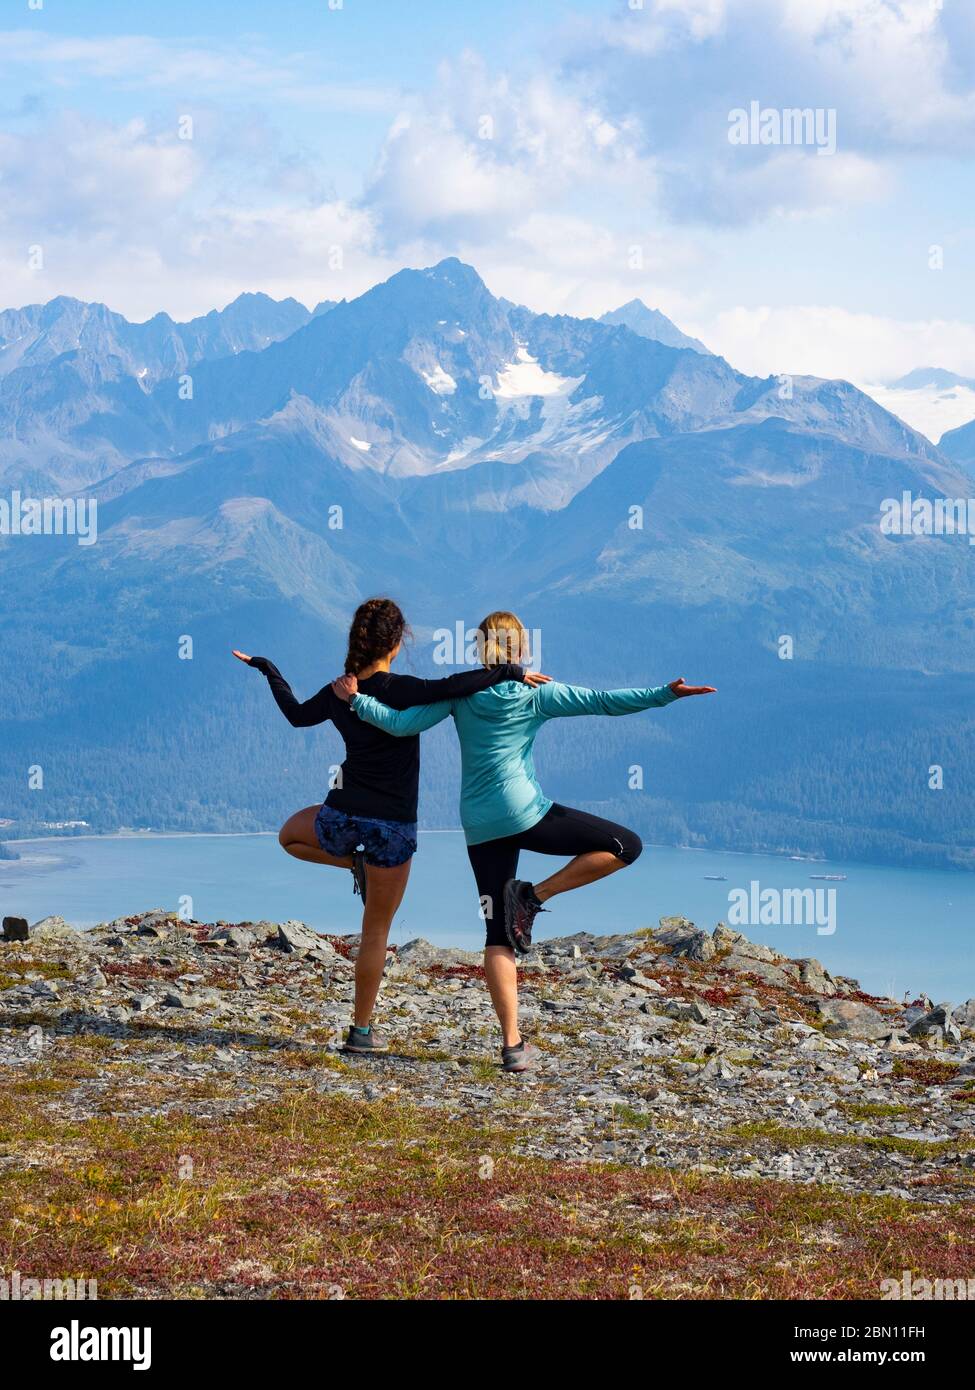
[345,608,714,1072]
[233,598,545,1054]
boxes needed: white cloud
[0,113,196,237]
[0,29,395,108]
[568,0,975,222]
[0,111,389,319]
[703,302,975,385]
[857,382,975,444]
[364,51,648,244]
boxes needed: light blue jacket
[351,679,678,845]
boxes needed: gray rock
[661,998,711,1024]
[162,989,202,1010]
[619,964,663,991]
[951,999,975,1029]
[129,994,157,1013]
[795,958,835,995]
[277,920,322,955]
[29,915,79,942]
[652,917,716,962]
[697,1055,738,1082]
[818,999,891,1040]
[722,953,791,987]
[906,1006,956,1045]
[713,924,781,964]
[908,1006,962,1045]
[638,1003,676,1030]
[394,938,482,969]
[210,926,256,951]
[242,920,284,944]
[136,913,175,938]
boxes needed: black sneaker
[501,1039,539,1073]
[341,1025,386,1055]
[351,849,368,905]
[503,878,546,954]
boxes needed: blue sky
[2,0,975,415]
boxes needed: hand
[668,676,716,698]
[332,674,358,702]
[232,649,252,665]
[523,671,553,687]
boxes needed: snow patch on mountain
[495,347,579,399]
[420,364,457,395]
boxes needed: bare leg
[533,850,627,903]
[484,944,520,1047]
[353,860,412,1027]
[278,806,353,868]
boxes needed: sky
[2,0,975,420]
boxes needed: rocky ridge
[1,910,974,1203]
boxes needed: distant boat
[703,874,727,881]
[810,873,847,881]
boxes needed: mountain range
[1,259,973,869]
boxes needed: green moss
[613,1105,654,1131]
[839,1102,911,1121]
[0,960,73,989]
[726,1120,974,1159]
[6,1077,73,1097]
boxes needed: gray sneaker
[503,878,546,954]
[501,1039,540,1073]
[342,1025,386,1055]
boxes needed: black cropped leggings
[467,802,643,947]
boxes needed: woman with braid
[336,610,714,1072]
[233,598,549,1054]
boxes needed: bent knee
[613,830,643,866]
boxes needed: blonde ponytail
[476,610,529,667]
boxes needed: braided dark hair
[344,598,410,675]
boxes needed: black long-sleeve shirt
[249,657,524,823]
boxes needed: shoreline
[3,828,972,879]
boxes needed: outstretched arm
[533,676,714,720]
[350,691,452,737]
[232,651,332,728]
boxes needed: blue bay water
[1,832,972,1003]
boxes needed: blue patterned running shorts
[314,804,417,868]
